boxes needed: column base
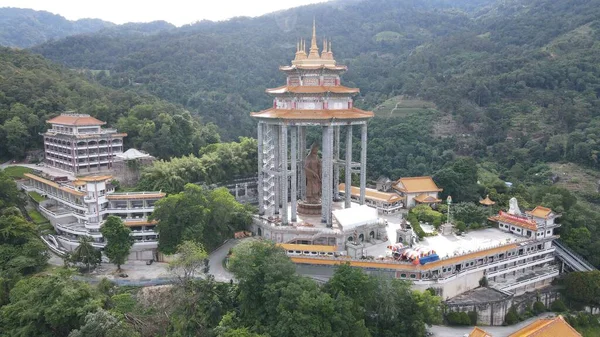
[297,201,322,215]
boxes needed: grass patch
[28,191,47,203]
[579,326,600,337]
[548,162,600,194]
[28,208,50,226]
[374,96,437,118]
[2,165,33,179]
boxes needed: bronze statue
[304,142,322,204]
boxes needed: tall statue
[304,142,322,204]
[508,197,521,215]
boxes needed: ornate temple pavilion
[251,20,373,226]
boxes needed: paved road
[428,313,556,337]
[208,239,238,282]
[1,162,75,180]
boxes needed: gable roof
[47,114,106,126]
[508,315,581,337]
[414,193,441,203]
[469,327,492,337]
[393,176,442,194]
[526,206,553,219]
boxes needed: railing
[494,267,559,291]
[108,191,163,196]
[486,256,555,278]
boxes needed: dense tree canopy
[151,184,252,254]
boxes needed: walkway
[554,240,596,272]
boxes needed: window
[547,230,552,235]
[400,273,406,278]
[410,274,416,279]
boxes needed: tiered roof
[250,108,373,120]
[526,206,553,219]
[413,193,441,204]
[265,85,359,95]
[480,195,496,206]
[47,114,106,126]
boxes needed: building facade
[43,113,126,174]
[392,176,443,208]
[21,173,164,260]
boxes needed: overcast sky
[0,0,329,26]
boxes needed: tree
[452,202,488,227]
[434,158,479,203]
[0,272,103,337]
[151,184,251,254]
[504,306,520,325]
[563,271,600,311]
[2,116,29,158]
[100,216,133,271]
[168,240,208,284]
[68,236,102,271]
[68,309,140,337]
[533,301,546,314]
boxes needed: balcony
[486,256,556,278]
[492,267,559,292]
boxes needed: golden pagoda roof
[279,64,347,71]
[480,195,496,206]
[508,315,580,337]
[469,327,492,337]
[291,20,337,67]
[339,183,402,203]
[393,176,442,194]
[47,114,106,126]
[266,85,359,95]
[526,206,553,219]
[250,107,373,120]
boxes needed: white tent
[333,205,378,231]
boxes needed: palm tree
[71,236,101,271]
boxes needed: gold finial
[308,18,320,59]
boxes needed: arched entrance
[257,228,262,237]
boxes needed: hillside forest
[1,0,600,335]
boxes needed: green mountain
[0,7,114,48]
[0,47,219,160]
[0,8,176,48]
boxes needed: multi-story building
[21,173,164,260]
[43,113,126,174]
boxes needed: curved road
[208,239,237,282]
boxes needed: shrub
[446,311,471,326]
[504,306,519,325]
[479,277,488,287]
[550,299,567,312]
[468,311,478,325]
[533,301,546,314]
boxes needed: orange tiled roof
[106,192,165,200]
[76,175,113,182]
[413,193,442,203]
[469,327,492,337]
[124,220,157,227]
[489,211,538,231]
[24,173,85,197]
[393,176,442,194]
[339,183,402,203]
[508,315,581,337]
[47,114,106,126]
[526,206,553,219]
[250,108,373,120]
[266,85,359,95]
[480,195,496,206]
[278,243,337,253]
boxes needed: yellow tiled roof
[508,315,581,337]
[278,243,337,253]
[489,211,538,231]
[24,173,85,197]
[338,183,402,203]
[76,175,113,182]
[480,195,496,206]
[414,193,441,203]
[394,176,442,193]
[526,206,553,219]
[469,327,492,337]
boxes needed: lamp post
[446,195,452,224]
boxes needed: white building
[43,113,126,174]
[21,173,164,260]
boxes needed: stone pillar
[345,125,353,208]
[290,126,298,222]
[235,184,239,198]
[322,125,334,226]
[298,126,306,201]
[360,123,367,205]
[333,125,340,201]
[274,124,280,215]
[280,125,288,224]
